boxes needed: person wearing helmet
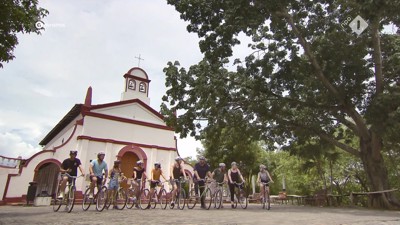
[132,160,147,208]
[212,163,227,184]
[108,160,126,209]
[88,151,108,198]
[147,162,167,208]
[257,164,274,207]
[58,150,85,199]
[228,161,245,208]
[170,156,187,208]
[194,156,212,209]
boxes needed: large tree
[0,0,48,68]
[162,0,400,208]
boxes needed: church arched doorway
[117,145,147,189]
[33,159,61,198]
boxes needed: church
[0,67,192,205]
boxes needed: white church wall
[92,103,165,126]
[83,116,176,149]
[44,116,82,150]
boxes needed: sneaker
[170,202,175,207]
[57,193,64,199]
[113,205,118,209]
[231,203,234,208]
[88,193,94,199]
[135,204,140,209]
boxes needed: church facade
[0,67,192,204]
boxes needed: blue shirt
[91,159,108,177]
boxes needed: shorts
[61,173,73,184]
[108,179,119,190]
[90,175,103,187]
[261,180,270,186]
[150,180,160,189]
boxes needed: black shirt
[194,163,210,179]
[61,158,81,176]
[133,167,145,180]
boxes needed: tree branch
[278,9,371,139]
[370,17,383,95]
[319,133,360,157]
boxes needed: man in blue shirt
[194,156,212,209]
[88,151,108,198]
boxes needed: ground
[0,204,399,225]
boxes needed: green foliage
[0,0,48,68]
[162,1,400,206]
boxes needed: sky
[0,0,212,159]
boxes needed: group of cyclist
[59,150,274,209]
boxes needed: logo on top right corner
[349,15,368,36]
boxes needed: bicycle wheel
[203,188,212,210]
[116,188,127,210]
[82,188,92,211]
[105,190,112,210]
[66,186,76,213]
[139,189,150,210]
[186,189,197,209]
[214,189,222,209]
[177,188,186,210]
[238,189,248,209]
[159,189,168,210]
[261,190,266,209]
[266,190,271,210]
[96,186,108,212]
[150,191,157,209]
[126,188,136,209]
[52,187,62,212]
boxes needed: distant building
[0,67,192,204]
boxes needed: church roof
[39,104,83,146]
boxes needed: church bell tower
[121,67,151,105]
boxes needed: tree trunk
[359,133,398,209]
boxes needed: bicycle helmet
[97,151,105,156]
[199,156,206,160]
[70,150,78,155]
[175,156,182,161]
[219,163,226,167]
[154,162,161,166]
[259,164,266,169]
[114,160,121,165]
[231,162,237,166]
[137,160,143,165]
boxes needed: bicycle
[187,178,212,210]
[142,180,168,210]
[82,176,108,212]
[105,186,127,210]
[260,181,271,210]
[169,178,187,210]
[231,181,248,209]
[53,173,82,213]
[212,181,226,209]
[126,178,146,209]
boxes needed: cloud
[0,132,42,158]
[0,0,204,159]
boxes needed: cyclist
[194,156,212,209]
[58,150,85,199]
[88,151,108,198]
[211,162,228,208]
[148,162,167,208]
[108,160,125,209]
[170,156,187,207]
[257,164,274,203]
[132,160,147,208]
[228,161,245,208]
